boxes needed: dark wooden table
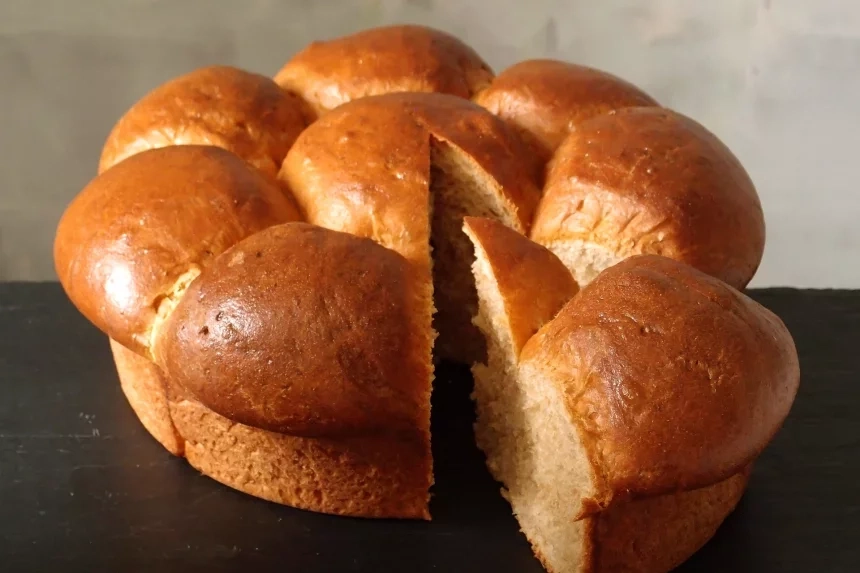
[1,284,858,572]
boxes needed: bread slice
[429,138,533,361]
[464,217,798,572]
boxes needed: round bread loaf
[53,25,800,570]
[99,65,308,176]
[274,25,494,117]
[474,59,659,160]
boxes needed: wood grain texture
[0,284,857,572]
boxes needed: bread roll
[274,25,493,117]
[153,223,432,441]
[531,107,765,289]
[54,145,300,357]
[280,92,541,363]
[474,59,659,161]
[99,65,308,176]
[152,223,434,518]
[464,221,798,572]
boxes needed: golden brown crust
[279,92,541,268]
[109,338,184,456]
[531,107,765,289]
[155,223,433,439]
[521,255,799,510]
[274,25,493,117]
[474,59,658,160]
[99,65,308,176]
[54,145,300,355]
[590,466,751,572]
[412,93,542,231]
[279,94,432,266]
[463,216,578,355]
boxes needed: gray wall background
[1,0,857,286]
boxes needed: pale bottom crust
[109,338,184,455]
[108,338,432,519]
[530,467,751,573]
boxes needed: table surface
[1,284,858,572]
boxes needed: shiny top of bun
[275,25,494,117]
[474,59,659,159]
[99,65,308,177]
[521,255,799,512]
[55,145,300,356]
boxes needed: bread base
[110,338,184,455]
[521,469,749,573]
[588,466,750,573]
[109,339,431,519]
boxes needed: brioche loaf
[54,24,800,572]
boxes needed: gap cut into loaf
[279,92,541,363]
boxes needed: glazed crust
[274,25,494,117]
[279,92,541,267]
[54,146,300,356]
[155,223,433,439]
[521,255,799,513]
[99,66,308,176]
[463,216,578,354]
[531,107,765,289]
[474,59,658,160]
[279,94,432,266]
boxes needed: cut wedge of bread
[464,217,797,572]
